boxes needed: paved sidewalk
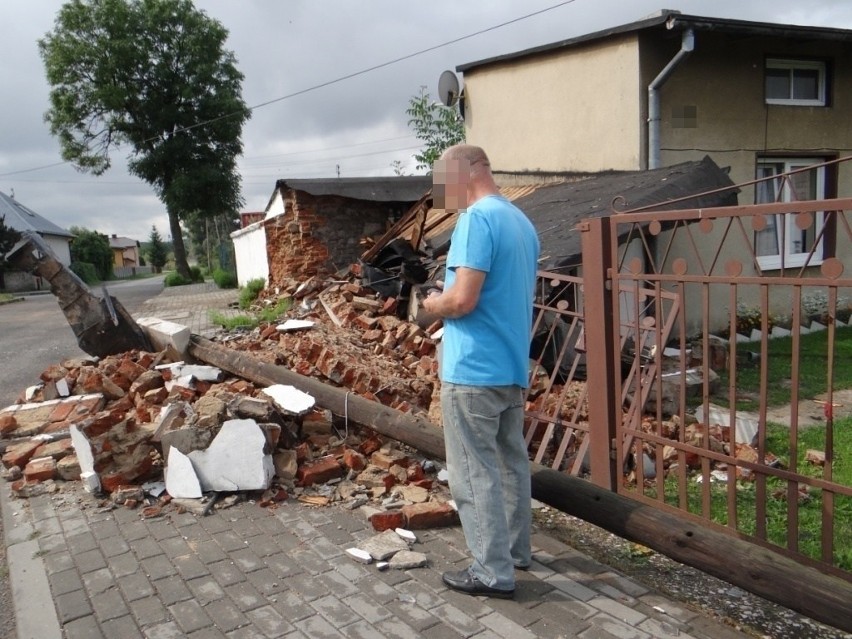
[2,283,755,639]
[3,480,753,639]
[136,282,241,337]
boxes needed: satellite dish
[438,70,460,107]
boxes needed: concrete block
[359,529,410,560]
[137,317,191,356]
[388,551,427,570]
[166,447,203,499]
[262,384,315,415]
[187,419,273,492]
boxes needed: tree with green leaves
[70,226,113,280]
[147,225,168,273]
[406,86,465,172]
[39,0,251,280]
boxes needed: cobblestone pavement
[4,481,754,639]
[2,283,756,638]
[136,282,241,337]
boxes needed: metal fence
[525,194,852,583]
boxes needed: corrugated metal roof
[0,191,73,238]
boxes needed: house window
[754,158,826,270]
[765,59,826,106]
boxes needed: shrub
[239,278,266,309]
[70,261,98,284]
[212,268,238,289]
[164,272,190,287]
[189,265,204,282]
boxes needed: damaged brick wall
[265,190,402,287]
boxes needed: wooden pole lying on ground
[188,335,852,635]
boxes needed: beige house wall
[645,33,852,333]
[463,34,643,173]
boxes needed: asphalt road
[0,277,164,408]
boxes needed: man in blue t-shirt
[423,144,540,599]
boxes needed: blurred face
[432,158,470,212]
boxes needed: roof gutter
[648,26,694,169]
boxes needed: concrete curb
[1,485,62,639]
[0,297,25,306]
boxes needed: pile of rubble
[222,275,444,425]
[0,347,458,537]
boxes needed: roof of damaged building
[403,156,737,271]
[275,176,432,203]
[514,155,738,269]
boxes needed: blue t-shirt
[440,194,540,387]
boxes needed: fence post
[580,216,619,490]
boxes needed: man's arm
[422,267,486,318]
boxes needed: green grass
[239,277,266,309]
[716,325,852,410]
[208,298,292,331]
[0,293,14,303]
[640,416,852,570]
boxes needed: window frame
[765,58,827,107]
[754,157,827,271]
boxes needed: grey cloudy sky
[1,0,851,241]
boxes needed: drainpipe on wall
[648,27,694,169]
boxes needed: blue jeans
[441,383,531,590]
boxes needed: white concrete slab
[166,447,203,499]
[262,384,315,415]
[137,317,191,355]
[276,319,315,332]
[187,419,274,492]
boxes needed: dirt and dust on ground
[533,506,850,639]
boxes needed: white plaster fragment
[345,548,373,564]
[262,384,315,415]
[276,319,315,332]
[80,471,100,494]
[394,528,417,543]
[70,424,96,476]
[55,378,70,397]
[173,365,222,381]
[25,385,41,401]
[166,448,203,499]
[137,317,191,356]
[187,419,273,492]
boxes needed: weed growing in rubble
[209,298,291,331]
[239,278,266,309]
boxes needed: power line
[0,0,577,178]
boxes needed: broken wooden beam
[187,335,852,635]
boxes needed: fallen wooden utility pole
[188,335,852,634]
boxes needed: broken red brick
[296,455,343,487]
[0,414,17,436]
[34,438,74,461]
[402,502,460,530]
[381,297,398,315]
[129,371,164,396]
[371,450,410,470]
[407,463,425,482]
[382,474,397,491]
[411,479,434,490]
[370,510,405,532]
[80,409,126,438]
[24,457,57,482]
[359,436,383,457]
[48,401,78,424]
[362,329,383,343]
[2,440,42,470]
[343,449,367,471]
[261,324,278,340]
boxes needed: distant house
[108,235,142,268]
[232,177,431,287]
[0,190,73,292]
